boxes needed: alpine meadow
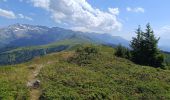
[0,0,170,100]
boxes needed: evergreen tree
[130,24,164,68]
[130,25,144,64]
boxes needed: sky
[0,0,170,45]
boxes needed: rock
[27,82,32,87]
[27,80,41,89]
[33,80,41,88]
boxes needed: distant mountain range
[0,24,129,49]
[0,24,169,52]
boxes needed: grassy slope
[1,45,170,99]
[38,46,170,100]
[0,38,94,65]
[0,63,30,99]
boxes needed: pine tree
[130,24,164,68]
[130,25,144,64]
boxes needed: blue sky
[0,0,170,45]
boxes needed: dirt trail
[27,64,43,100]
[26,58,59,100]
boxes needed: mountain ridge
[0,24,129,49]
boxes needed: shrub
[68,46,99,66]
[115,44,131,59]
[155,54,165,68]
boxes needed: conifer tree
[130,25,144,64]
[130,24,164,68]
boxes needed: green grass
[0,64,30,100]
[1,45,170,99]
[38,45,170,99]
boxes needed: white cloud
[154,25,170,46]
[18,14,33,21]
[0,8,16,19]
[30,0,122,33]
[126,7,145,13]
[30,0,50,10]
[18,14,25,18]
[0,8,33,21]
[108,8,119,15]
[156,26,170,39]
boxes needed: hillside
[1,45,170,100]
[0,38,94,65]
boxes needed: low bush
[68,46,99,66]
[115,44,131,59]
